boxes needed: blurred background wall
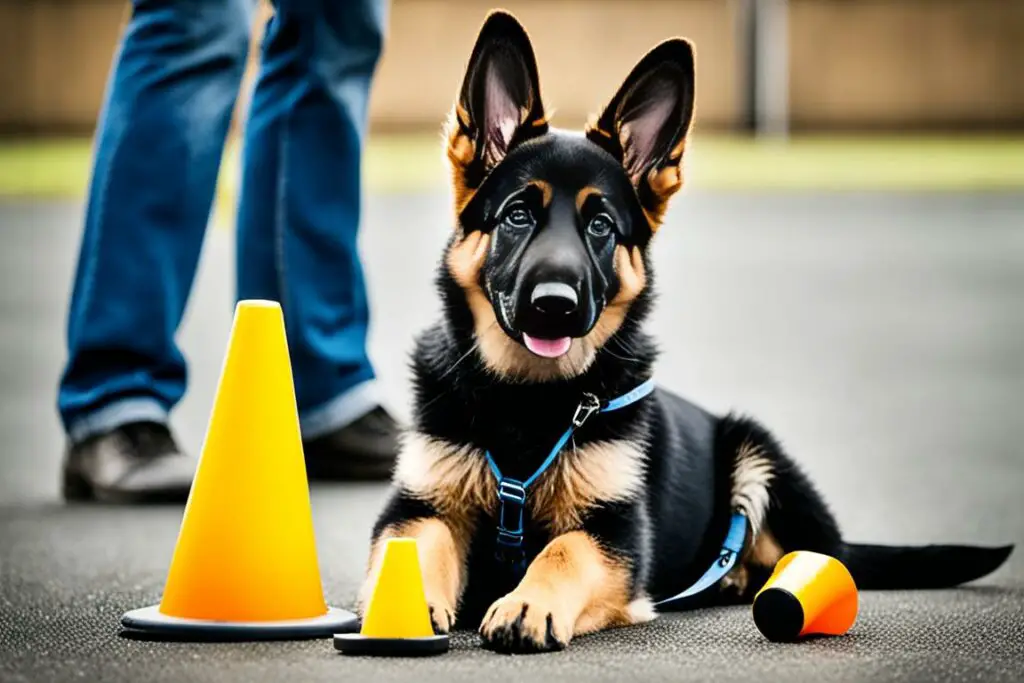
[1,0,1022,135]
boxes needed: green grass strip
[2,133,1022,204]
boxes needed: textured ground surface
[1,191,1023,682]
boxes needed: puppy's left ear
[446,10,548,213]
[585,39,695,231]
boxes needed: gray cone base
[121,604,360,640]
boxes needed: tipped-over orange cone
[752,550,858,642]
[334,538,449,656]
[120,300,359,639]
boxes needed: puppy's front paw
[427,599,456,635]
[479,592,571,653]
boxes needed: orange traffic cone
[334,538,449,656]
[752,550,858,642]
[120,300,358,639]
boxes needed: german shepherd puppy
[360,10,1013,653]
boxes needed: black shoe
[61,421,196,504]
[302,406,401,481]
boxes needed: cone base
[752,587,805,642]
[333,632,450,657]
[120,605,359,641]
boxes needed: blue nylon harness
[483,377,749,605]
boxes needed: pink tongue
[523,334,572,358]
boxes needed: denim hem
[67,397,169,444]
[299,379,380,440]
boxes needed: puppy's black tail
[840,542,1013,590]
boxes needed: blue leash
[652,511,748,608]
[484,377,748,604]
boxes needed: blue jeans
[58,0,388,443]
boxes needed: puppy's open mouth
[522,334,572,359]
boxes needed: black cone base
[752,587,805,642]
[333,632,450,657]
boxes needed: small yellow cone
[120,300,358,639]
[752,550,858,642]
[334,538,450,656]
[360,538,435,638]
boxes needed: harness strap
[601,378,657,412]
[484,378,656,566]
[484,377,747,604]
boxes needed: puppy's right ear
[445,10,548,214]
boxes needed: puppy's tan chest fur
[394,432,646,534]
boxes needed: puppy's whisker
[610,333,641,355]
[417,387,451,414]
[419,326,497,414]
[600,344,640,364]
[437,335,485,381]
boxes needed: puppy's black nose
[530,282,578,315]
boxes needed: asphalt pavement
[1,190,1022,682]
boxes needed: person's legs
[237,0,397,479]
[58,0,255,501]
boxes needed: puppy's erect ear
[585,39,695,231]
[446,10,548,214]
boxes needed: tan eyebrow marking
[576,186,602,213]
[527,179,553,208]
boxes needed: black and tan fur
[361,10,1014,653]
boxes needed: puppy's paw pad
[479,595,568,654]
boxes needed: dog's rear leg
[716,414,844,602]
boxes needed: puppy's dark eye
[587,213,614,238]
[502,206,535,232]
